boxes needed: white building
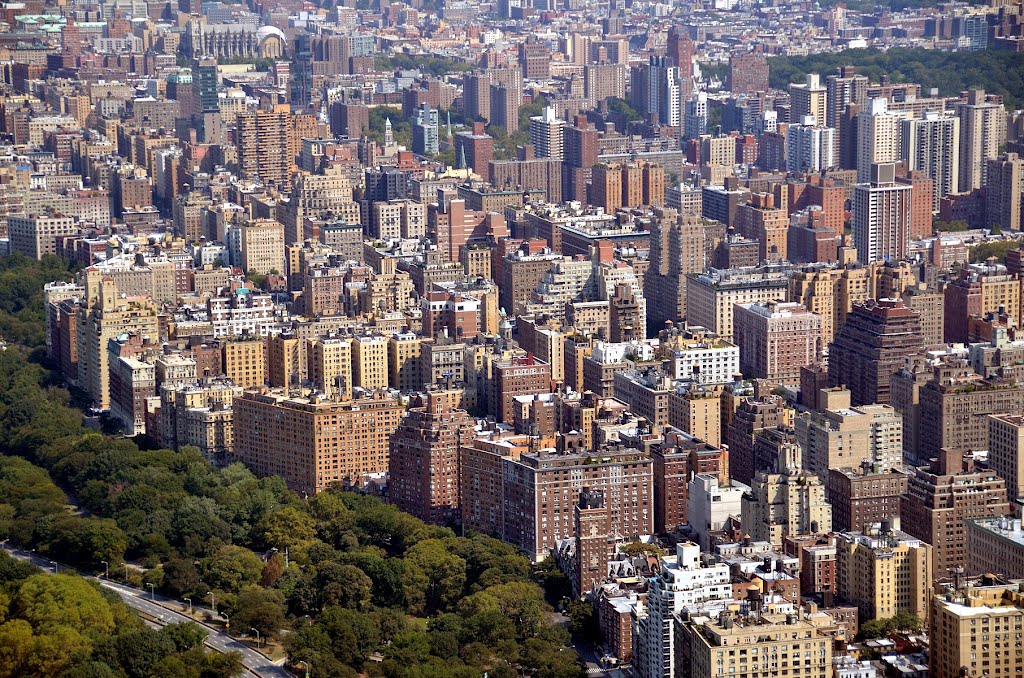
[669,338,739,384]
[957,89,1007,191]
[902,112,960,210]
[787,117,838,173]
[683,92,708,140]
[632,541,733,678]
[687,473,747,550]
[834,657,877,678]
[529,106,565,161]
[8,213,78,259]
[207,288,280,337]
[591,339,656,364]
[852,163,912,264]
[856,98,905,183]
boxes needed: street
[1,544,292,678]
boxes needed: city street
[1,544,292,678]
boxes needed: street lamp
[124,563,130,581]
[146,583,156,600]
[250,627,261,648]
[184,597,192,613]
[101,560,108,578]
[208,591,217,614]
[223,615,230,636]
[50,561,57,573]
[298,660,310,677]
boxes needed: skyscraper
[902,448,1010,574]
[901,112,960,210]
[856,98,904,183]
[412,103,439,156]
[630,56,681,127]
[235,107,292,191]
[930,580,1024,678]
[828,298,924,406]
[683,92,707,140]
[645,208,709,330]
[825,66,869,129]
[957,88,1007,191]
[529,106,565,161]
[454,122,494,177]
[789,73,828,127]
[986,153,1024,231]
[727,48,769,94]
[389,393,477,525]
[489,82,520,132]
[786,117,838,173]
[193,58,219,113]
[666,25,694,95]
[734,301,823,384]
[193,58,222,143]
[851,163,912,264]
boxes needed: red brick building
[491,354,552,424]
[388,393,477,525]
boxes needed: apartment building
[836,526,932,622]
[233,389,404,494]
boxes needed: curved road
[2,545,291,678]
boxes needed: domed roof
[256,25,286,43]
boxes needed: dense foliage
[0,254,75,351]
[970,239,1021,264]
[0,550,242,677]
[0,255,583,678]
[376,54,473,78]
[858,610,924,640]
[369,105,413,149]
[769,48,1024,109]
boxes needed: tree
[197,650,245,677]
[23,624,91,676]
[40,516,128,570]
[768,48,1024,109]
[203,545,264,593]
[520,637,585,678]
[231,588,287,641]
[109,627,178,678]
[607,98,642,122]
[12,574,115,635]
[317,607,382,668]
[858,617,894,640]
[617,542,665,558]
[460,582,548,640]
[170,497,231,553]
[162,558,202,599]
[0,619,33,678]
[260,506,316,549]
[893,610,923,633]
[317,563,373,611]
[260,553,286,587]
[565,599,599,643]
[159,622,208,652]
[403,539,467,614]
[970,239,1019,264]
